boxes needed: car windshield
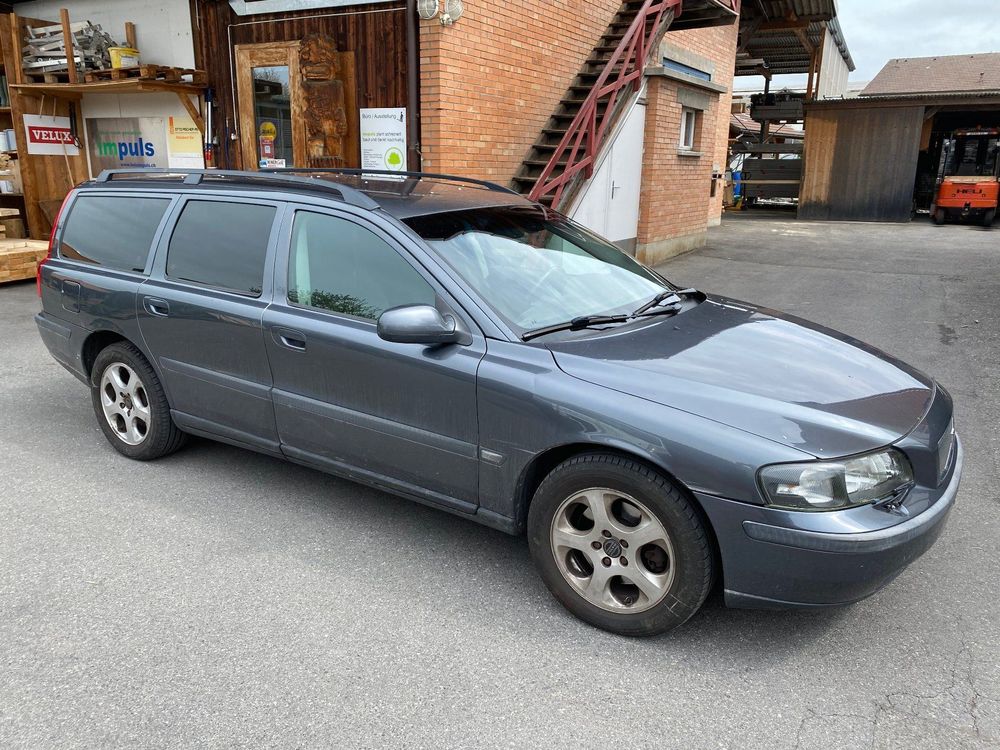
[404,205,671,332]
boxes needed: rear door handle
[272,327,307,352]
[143,297,170,317]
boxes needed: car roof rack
[93,168,381,210]
[262,167,521,196]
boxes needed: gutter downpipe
[406,0,421,171]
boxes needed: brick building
[8,0,740,258]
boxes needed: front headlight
[758,449,914,511]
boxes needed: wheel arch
[513,443,708,529]
[513,441,724,593]
[81,329,156,381]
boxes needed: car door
[138,195,283,453]
[262,205,486,510]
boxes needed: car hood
[546,296,934,458]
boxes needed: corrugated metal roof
[735,0,854,76]
[861,53,1000,96]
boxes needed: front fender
[476,340,811,526]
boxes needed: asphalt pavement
[1,213,998,749]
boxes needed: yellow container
[109,47,140,69]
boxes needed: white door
[570,98,646,248]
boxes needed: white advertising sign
[23,114,80,156]
[360,108,407,172]
[166,116,205,169]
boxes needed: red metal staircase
[512,0,740,210]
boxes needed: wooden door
[235,42,303,170]
[235,38,359,171]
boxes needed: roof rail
[93,168,381,210]
[262,167,521,196]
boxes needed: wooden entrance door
[235,38,358,171]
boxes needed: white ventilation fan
[441,0,463,24]
[417,0,439,20]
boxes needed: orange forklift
[931,127,1000,227]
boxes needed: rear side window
[59,195,170,272]
[166,200,276,296]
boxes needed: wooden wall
[194,0,408,170]
[1,13,90,239]
[799,104,925,222]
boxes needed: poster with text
[86,118,167,170]
[166,116,204,168]
[23,114,80,156]
[360,108,407,172]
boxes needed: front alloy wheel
[551,488,675,613]
[528,452,715,636]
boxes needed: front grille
[937,418,956,483]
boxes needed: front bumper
[697,436,963,609]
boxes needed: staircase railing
[528,0,740,208]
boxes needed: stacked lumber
[22,20,118,76]
[0,239,48,284]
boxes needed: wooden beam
[793,28,814,56]
[8,13,22,85]
[124,21,136,50]
[60,8,77,84]
[175,91,204,133]
[736,15,762,53]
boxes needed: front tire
[527,453,714,637]
[90,342,186,460]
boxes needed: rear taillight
[38,189,74,297]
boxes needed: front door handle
[272,326,307,352]
[143,296,170,317]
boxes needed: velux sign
[23,114,80,156]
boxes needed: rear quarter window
[59,195,171,273]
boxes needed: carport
[731,0,855,204]
[799,53,1000,222]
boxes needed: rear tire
[933,208,946,225]
[527,453,714,637]
[983,209,996,227]
[90,342,186,460]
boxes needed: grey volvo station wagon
[36,168,962,636]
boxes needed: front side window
[288,211,436,320]
[166,200,276,296]
[60,195,170,272]
[404,206,671,333]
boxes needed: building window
[680,107,700,151]
[663,57,712,82]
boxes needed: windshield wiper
[521,288,699,342]
[631,287,698,317]
[522,314,630,341]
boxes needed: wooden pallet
[84,65,207,84]
[0,239,48,284]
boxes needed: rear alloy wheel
[90,342,186,460]
[528,453,714,636]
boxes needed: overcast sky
[737,0,999,91]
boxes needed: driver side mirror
[377,305,470,346]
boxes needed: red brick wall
[418,0,622,181]
[669,25,738,224]
[636,23,737,263]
